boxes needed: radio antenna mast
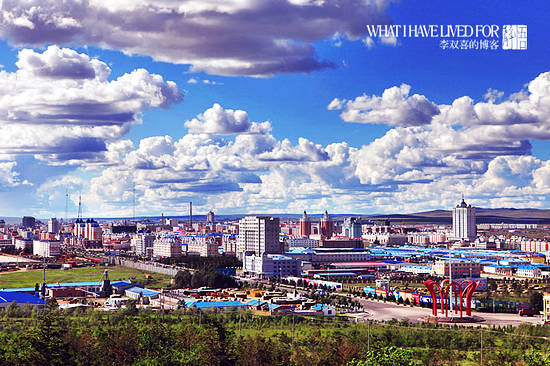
[77,193,82,220]
[64,189,69,223]
[132,181,136,221]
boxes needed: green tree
[524,350,550,366]
[174,270,192,288]
[30,313,72,365]
[123,301,139,316]
[5,301,21,318]
[348,346,421,366]
[45,298,59,313]
[530,292,543,311]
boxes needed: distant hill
[129,208,550,224]
[370,208,550,225]
[3,208,550,225]
[0,217,24,225]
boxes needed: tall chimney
[189,202,193,228]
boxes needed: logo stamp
[502,25,527,50]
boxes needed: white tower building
[48,218,60,234]
[452,197,476,241]
[132,234,155,256]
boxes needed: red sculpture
[424,279,480,317]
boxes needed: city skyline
[0,1,549,218]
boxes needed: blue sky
[0,0,549,218]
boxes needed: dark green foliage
[0,310,549,365]
[174,270,193,288]
[348,346,421,366]
[174,268,237,289]
[530,291,543,311]
[525,350,550,366]
[159,255,241,269]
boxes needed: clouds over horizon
[0,0,393,77]
[72,102,341,215]
[4,45,550,216]
[36,67,550,216]
[328,72,550,188]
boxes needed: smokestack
[189,202,192,228]
[161,212,164,225]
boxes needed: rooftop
[125,287,159,297]
[0,291,45,305]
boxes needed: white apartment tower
[237,216,281,258]
[48,218,60,234]
[132,234,155,256]
[452,197,476,241]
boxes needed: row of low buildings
[1,278,338,317]
[150,288,337,316]
[471,235,550,253]
[130,233,236,258]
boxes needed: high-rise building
[299,210,311,237]
[131,233,155,256]
[73,218,102,241]
[22,216,35,228]
[237,216,281,258]
[452,198,476,241]
[222,234,237,255]
[48,218,60,234]
[207,210,215,224]
[320,211,334,239]
[342,217,362,238]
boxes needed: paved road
[356,298,543,326]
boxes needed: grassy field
[0,265,173,289]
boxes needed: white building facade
[237,216,280,258]
[285,237,319,249]
[187,240,220,257]
[48,218,60,234]
[153,237,182,258]
[452,198,476,241]
[132,234,155,256]
[33,240,61,257]
[243,253,301,278]
[342,217,362,238]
